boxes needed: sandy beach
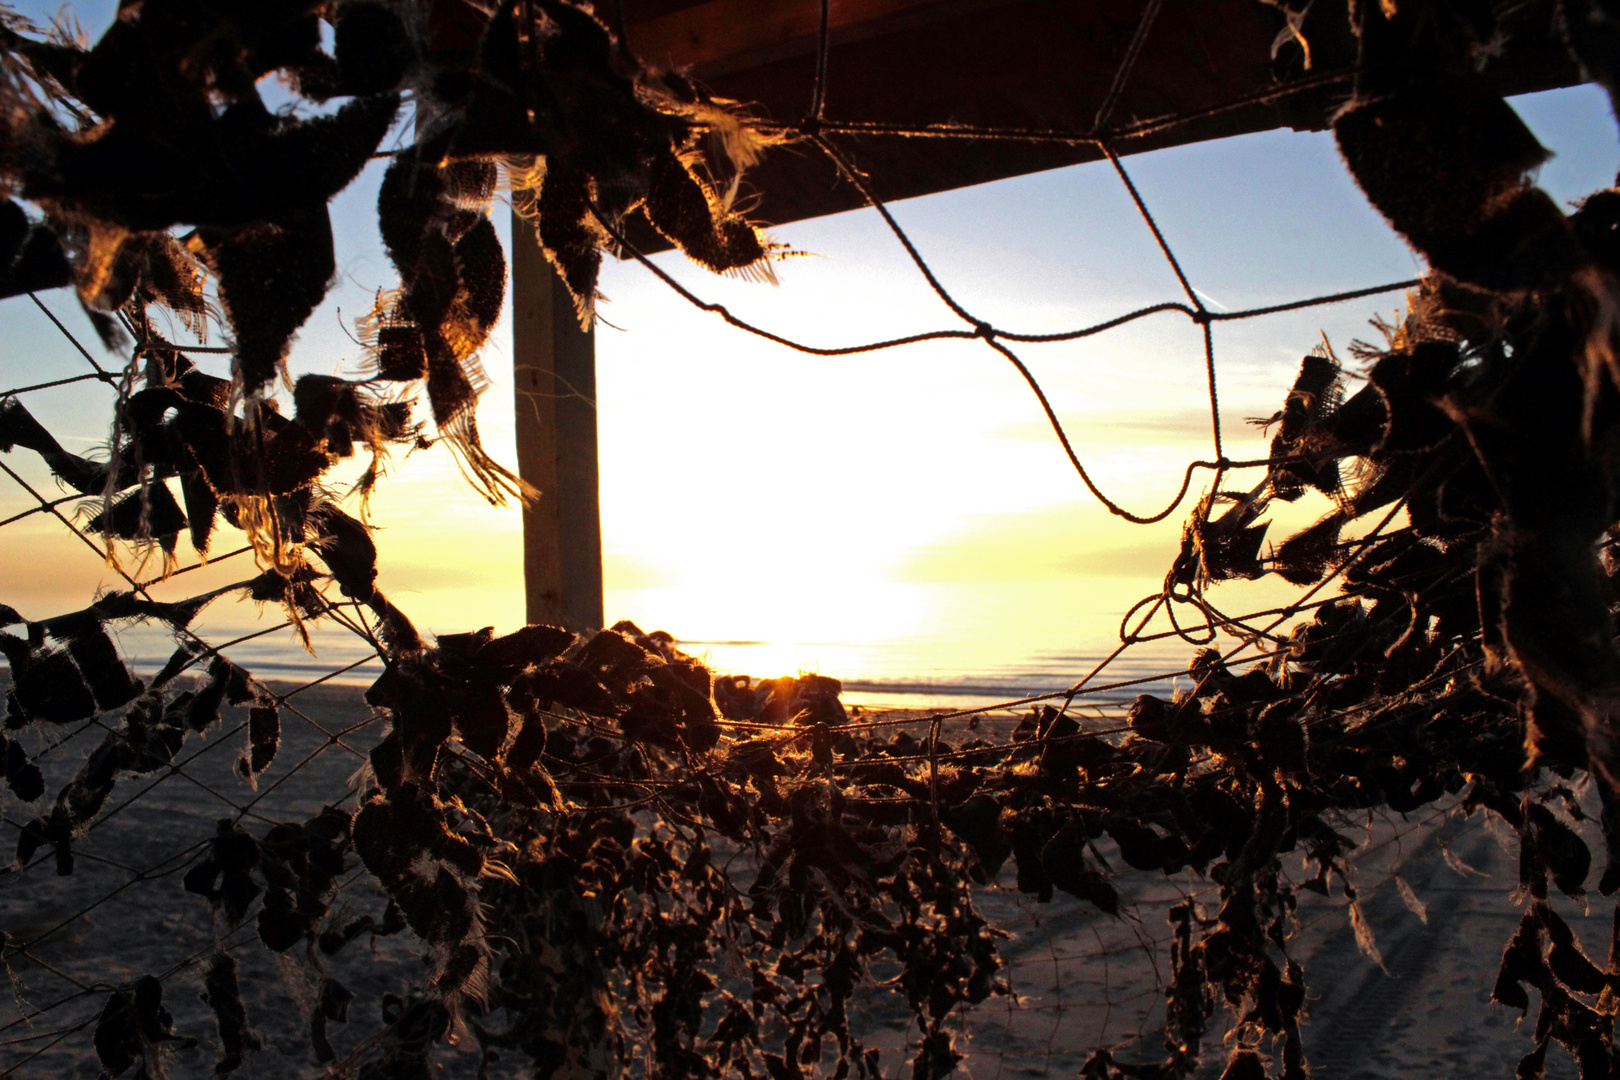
[0,681,406,1078]
[0,679,1600,1078]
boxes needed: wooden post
[511,210,605,631]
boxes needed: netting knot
[973,320,995,340]
[796,116,823,136]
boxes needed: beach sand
[0,681,1600,1078]
[0,681,411,1078]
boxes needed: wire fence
[0,0,1606,1076]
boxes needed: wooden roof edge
[625,0,1018,77]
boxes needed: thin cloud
[991,408,1218,443]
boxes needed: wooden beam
[630,0,929,70]
[511,211,604,631]
[617,0,1581,249]
[626,0,1013,77]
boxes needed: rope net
[1,0,1618,1077]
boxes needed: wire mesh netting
[4,0,1620,1077]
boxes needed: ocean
[79,571,1231,716]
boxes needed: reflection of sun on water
[603,505,931,680]
[612,579,931,684]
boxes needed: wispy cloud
[991,409,1217,443]
[896,502,1184,585]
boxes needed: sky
[2,1,1618,693]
